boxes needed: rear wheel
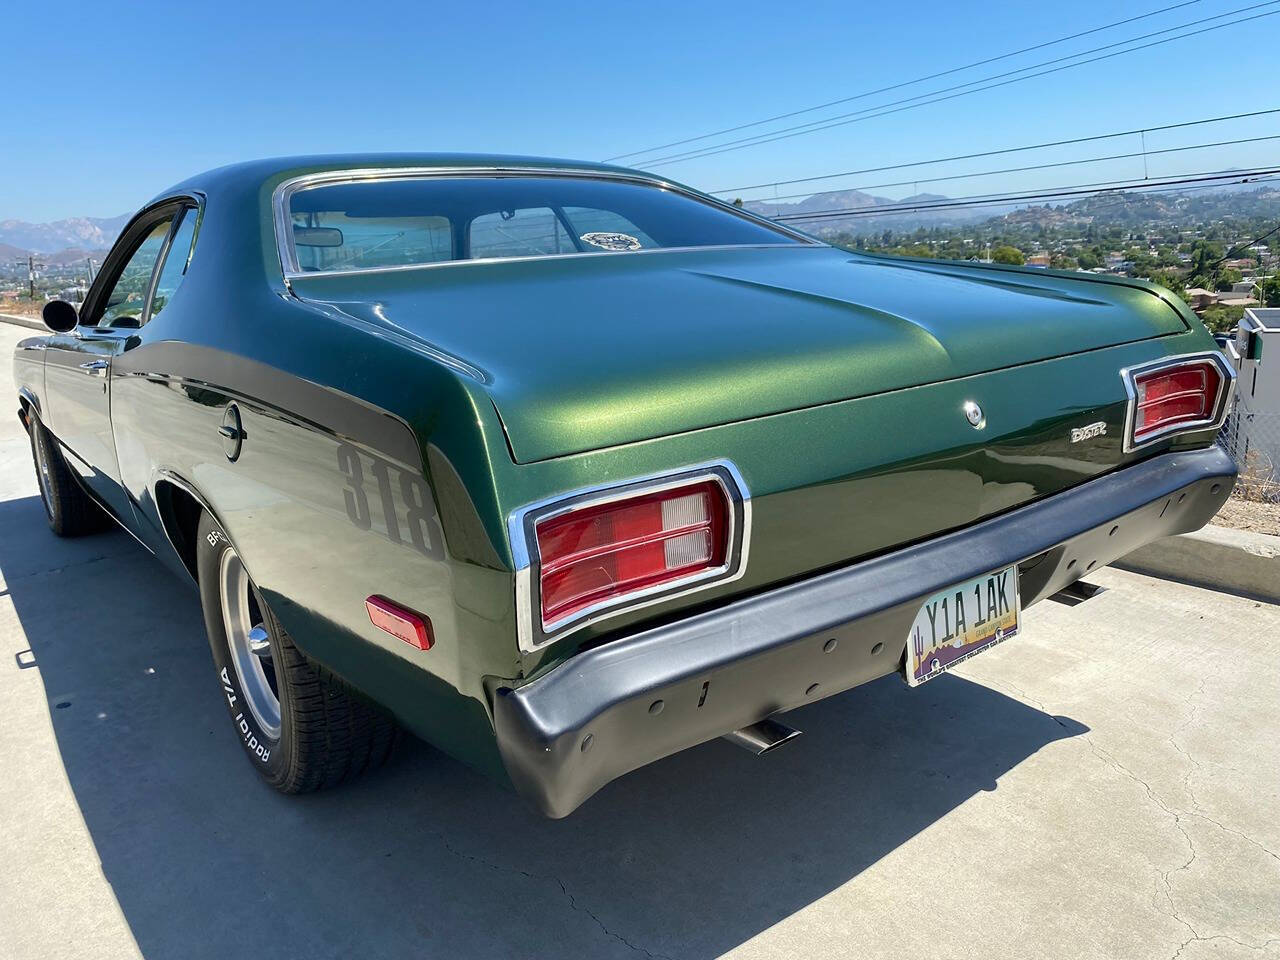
[196,511,399,791]
[27,415,103,537]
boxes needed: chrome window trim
[271,165,818,280]
[141,212,184,324]
[1120,350,1237,454]
[508,460,752,655]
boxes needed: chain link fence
[1216,404,1280,504]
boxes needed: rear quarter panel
[105,174,524,778]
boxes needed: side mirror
[42,300,79,333]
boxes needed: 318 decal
[336,442,445,560]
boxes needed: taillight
[1124,354,1232,450]
[535,478,732,629]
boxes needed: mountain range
[0,213,130,256]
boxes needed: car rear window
[284,174,801,273]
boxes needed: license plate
[905,566,1021,686]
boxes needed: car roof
[151,153,658,205]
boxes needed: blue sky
[4,0,1278,221]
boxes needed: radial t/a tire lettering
[195,510,398,791]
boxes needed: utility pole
[27,254,36,300]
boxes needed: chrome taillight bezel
[509,462,751,654]
[1120,350,1236,453]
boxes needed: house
[1025,253,1050,268]
[1184,287,1217,309]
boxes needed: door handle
[79,360,109,378]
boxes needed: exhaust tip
[722,717,802,756]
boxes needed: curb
[1113,523,1280,604]
[0,313,45,332]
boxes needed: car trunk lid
[290,245,1187,463]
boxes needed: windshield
[283,174,803,273]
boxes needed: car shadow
[1,493,1088,960]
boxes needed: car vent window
[284,174,801,274]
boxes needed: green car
[12,155,1236,817]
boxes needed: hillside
[743,182,1280,237]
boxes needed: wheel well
[155,479,204,584]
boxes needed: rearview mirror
[42,299,79,333]
[293,226,344,247]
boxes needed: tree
[1149,271,1186,298]
[1261,275,1280,307]
[991,245,1025,265]
[1198,303,1245,334]
[1186,239,1225,288]
[1215,267,1243,292]
[1075,248,1102,270]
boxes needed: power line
[604,0,1208,163]
[735,132,1280,204]
[645,4,1280,166]
[710,108,1280,196]
[638,4,1280,167]
[1204,221,1280,270]
[770,168,1280,222]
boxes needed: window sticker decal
[580,231,642,251]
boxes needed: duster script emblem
[1070,421,1108,442]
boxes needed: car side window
[96,218,174,329]
[469,208,578,259]
[147,206,199,322]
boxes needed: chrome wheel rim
[218,549,281,739]
[32,430,54,520]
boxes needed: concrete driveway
[0,321,1277,960]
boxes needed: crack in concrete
[1166,682,1280,868]
[984,679,1079,735]
[1171,934,1280,960]
[432,834,676,960]
[988,676,1280,958]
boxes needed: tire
[27,415,103,537]
[196,510,398,792]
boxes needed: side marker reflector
[365,595,433,650]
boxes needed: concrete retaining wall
[1114,524,1280,604]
